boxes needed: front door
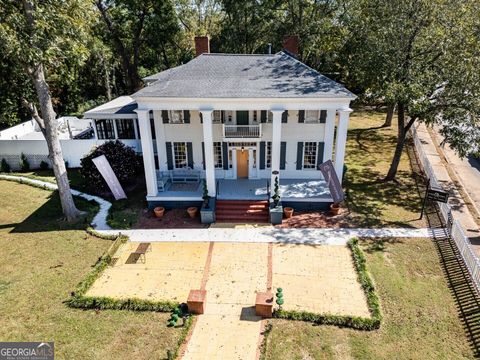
[236,111,249,125]
[236,149,249,178]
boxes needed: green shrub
[80,140,140,193]
[0,158,10,173]
[39,160,49,170]
[19,153,30,172]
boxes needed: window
[169,110,184,124]
[115,119,135,139]
[173,142,187,168]
[253,110,258,122]
[225,111,233,122]
[303,142,317,169]
[213,110,223,124]
[95,119,115,139]
[213,142,223,168]
[305,110,320,123]
[267,112,273,123]
[266,142,272,168]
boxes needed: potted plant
[154,206,165,218]
[283,207,294,218]
[187,206,198,218]
[271,176,281,206]
[269,176,283,224]
[330,203,341,215]
[202,180,210,209]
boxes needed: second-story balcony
[223,124,262,138]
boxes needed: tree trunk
[31,64,82,222]
[383,103,395,127]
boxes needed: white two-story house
[85,36,355,219]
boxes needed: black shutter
[222,142,229,170]
[298,110,305,123]
[280,142,287,170]
[162,110,169,124]
[319,110,327,124]
[166,142,173,170]
[282,111,288,123]
[260,110,267,123]
[221,111,225,124]
[317,142,325,169]
[201,142,205,170]
[187,142,193,168]
[200,112,203,123]
[296,142,303,170]
[259,141,266,169]
[183,110,190,123]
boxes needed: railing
[411,125,480,293]
[223,124,261,138]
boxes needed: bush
[0,158,10,173]
[40,160,49,170]
[19,153,30,172]
[80,140,140,192]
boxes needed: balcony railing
[223,124,262,138]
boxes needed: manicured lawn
[0,180,182,359]
[344,110,425,228]
[263,237,474,359]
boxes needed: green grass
[344,110,426,227]
[262,237,474,359]
[0,180,183,359]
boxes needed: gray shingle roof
[134,52,355,99]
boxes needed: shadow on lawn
[9,191,97,233]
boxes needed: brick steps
[216,200,269,223]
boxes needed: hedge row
[66,234,179,312]
[272,238,382,331]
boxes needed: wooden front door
[236,150,249,178]
[236,111,249,125]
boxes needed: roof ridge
[200,53,276,57]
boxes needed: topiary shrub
[39,160,49,170]
[19,153,30,172]
[0,158,10,173]
[80,140,140,193]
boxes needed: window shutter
[259,141,266,170]
[319,110,327,124]
[166,142,173,170]
[260,110,267,123]
[222,142,229,170]
[187,142,193,168]
[298,110,305,123]
[296,142,303,170]
[282,111,288,123]
[201,142,205,170]
[200,112,203,124]
[317,142,325,169]
[280,142,287,170]
[183,110,190,123]
[162,110,169,124]
[221,111,225,124]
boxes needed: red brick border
[201,242,214,290]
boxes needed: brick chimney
[282,35,299,57]
[195,36,210,57]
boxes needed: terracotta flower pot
[330,203,341,216]
[187,207,198,218]
[284,207,294,218]
[154,206,165,218]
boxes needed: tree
[0,0,93,221]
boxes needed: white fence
[411,125,480,292]
[0,139,142,169]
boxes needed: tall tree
[0,0,93,221]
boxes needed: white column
[113,118,119,139]
[270,110,283,196]
[136,109,157,196]
[201,110,216,196]
[153,110,168,172]
[334,108,352,183]
[324,109,336,162]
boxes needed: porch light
[241,146,245,153]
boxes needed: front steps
[215,200,269,223]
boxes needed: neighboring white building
[86,36,356,213]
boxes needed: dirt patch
[134,208,209,229]
[275,209,353,228]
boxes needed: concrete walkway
[101,227,432,244]
[414,124,480,250]
[0,175,112,230]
